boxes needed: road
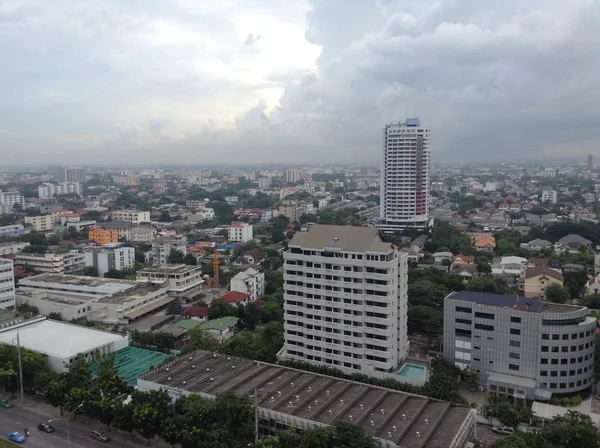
[0,406,138,448]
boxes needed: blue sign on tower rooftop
[405,118,421,127]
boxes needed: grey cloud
[245,34,262,45]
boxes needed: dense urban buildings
[377,118,431,232]
[444,291,596,402]
[280,224,409,375]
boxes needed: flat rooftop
[447,291,587,314]
[140,350,473,447]
[99,283,167,304]
[0,319,125,358]
[138,264,201,275]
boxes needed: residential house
[492,256,528,275]
[449,264,479,281]
[554,234,592,253]
[102,220,134,241]
[524,265,564,299]
[220,291,251,306]
[199,316,239,340]
[452,254,474,266]
[242,249,266,266]
[585,275,600,295]
[410,235,428,252]
[183,306,208,322]
[521,238,553,251]
[433,251,453,264]
[473,234,496,252]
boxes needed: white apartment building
[279,224,409,375]
[258,177,272,189]
[304,181,316,194]
[131,226,157,242]
[0,258,16,309]
[64,167,86,183]
[0,190,25,209]
[25,214,58,232]
[228,222,253,242]
[285,169,302,183]
[15,251,86,274]
[186,200,208,208]
[152,237,187,266]
[230,267,265,302]
[38,182,82,198]
[137,264,205,300]
[111,210,151,224]
[0,204,13,214]
[0,242,30,256]
[377,118,431,232]
[541,190,558,204]
[85,245,135,277]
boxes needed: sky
[1,0,599,165]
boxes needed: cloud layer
[1,0,599,164]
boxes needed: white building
[0,224,24,237]
[377,118,431,232]
[137,264,205,300]
[0,258,15,309]
[303,181,316,194]
[38,182,82,198]
[0,318,128,372]
[541,190,558,204]
[258,177,272,189]
[17,274,173,324]
[279,224,409,375]
[185,200,208,208]
[152,237,187,265]
[112,210,151,224]
[64,167,86,183]
[25,214,58,232]
[0,241,30,256]
[230,267,264,302]
[15,251,86,274]
[228,222,253,242]
[0,204,13,214]
[285,169,302,183]
[131,225,157,242]
[85,245,135,277]
[0,190,25,209]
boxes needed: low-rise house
[524,265,564,299]
[242,249,266,266]
[183,306,209,322]
[521,238,553,251]
[473,234,496,252]
[585,275,600,295]
[410,235,428,253]
[554,234,593,253]
[492,256,528,275]
[433,251,453,264]
[452,254,474,265]
[449,264,479,281]
[198,316,238,340]
[220,291,251,306]
[102,220,134,241]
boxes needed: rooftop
[289,224,393,253]
[0,319,125,358]
[138,264,201,275]
[18,273,136,296]
[199,316,239,331]
[140,350,473,447]
[447,291,587,314]
[525,265,563,281]
[220,291,250,303]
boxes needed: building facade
[524,265,563,299]
[278,200,306,222]
[152,237,187,266]
[279,224,409,375]
[85,245,135,277]
[285,169,302,183]
[228,222,253,242]
[0,225,24,237]
[38,182,82,198]
[443,291,596,401]
[111,210,151,224]
[131,225,157,242]
[230,267,265,301]
[137,264,205,300]
[377,118,431,232]
[0,258,15,309]
[25,214,57,232]
[541,190,558,204]
[89,227,119,245]
[0,190,25,209]
[64,167,86,183]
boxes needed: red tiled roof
[525,264,563,281]
[254,300,265,307]
[184,306,208,318]
[454,254,475,263]
[221,291,250,303]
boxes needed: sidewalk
[12,394,170,447]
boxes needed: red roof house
[220,291,250,305]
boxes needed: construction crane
[212,247,220,286]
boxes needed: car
[492,426,515,435]
[90,431,110,442]
[0,400,13,409]
[8,432,26,443]
[37,422,55,433]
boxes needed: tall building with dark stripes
[376,118,431,232]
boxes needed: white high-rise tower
[376,118,431,232]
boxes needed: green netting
[91,346,172,386]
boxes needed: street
[0,406,138,448]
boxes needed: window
[510,316,521,323]
[475,323,494,331]
[455,306,472,314]
[455,328,472,337]
[455,318,472,325]
[541,346,549,352]
[552,334,559,340]
[550,371,558,377]
[508,364,519,371]
[551,359,558,365]
[542,334,549,340]
[540,370,548,376]
[509,352,520,360]
[510,328,521,335]
[562,334,569,340]
[552,347,559,353]
[541,358,548,364]
[509,340,521,348]
[475,312,495,320]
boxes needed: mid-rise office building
[112,209,151,224]
[279,224,409,375]
[285,169,302,183]
[89,227,119,245]
[0,258,16,309]
[541,190,558,204]
[376,118,431,232]
[443,291,596,402]
[15,250,86,274]
[137,264,205,300]
[64,167,86,183]
[84,245,135,277]
[25,214,57,232]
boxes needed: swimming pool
[396,363,426,380]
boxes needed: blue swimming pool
[396,363,426,380]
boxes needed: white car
[492,426,515,435]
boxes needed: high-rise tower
[587,153,594,171]
[376,118,431,233]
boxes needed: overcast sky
[1,0,599,165]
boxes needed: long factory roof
[140,350,473,448]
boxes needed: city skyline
[1,1,600,165]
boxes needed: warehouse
[138,350,476,448]
[0,317,128,372]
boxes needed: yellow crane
[212,247,220,286]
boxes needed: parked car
[90,431,111,442]
[0,400,13,409]
[8,432,26,443]
[492,426,515,435]
[38,422,55,433]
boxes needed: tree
[81,266,98,277]
[545,284,570,303]
[184,253,198,265]
[130,389,174,442]
[208,300,238,320]
[407,305,443,334]
[47,312,63,321]
[466,276,512,295]
[186,327,221,352]
[168,249,185,264]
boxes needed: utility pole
[254,385,259,442]
[16,333,24,404]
